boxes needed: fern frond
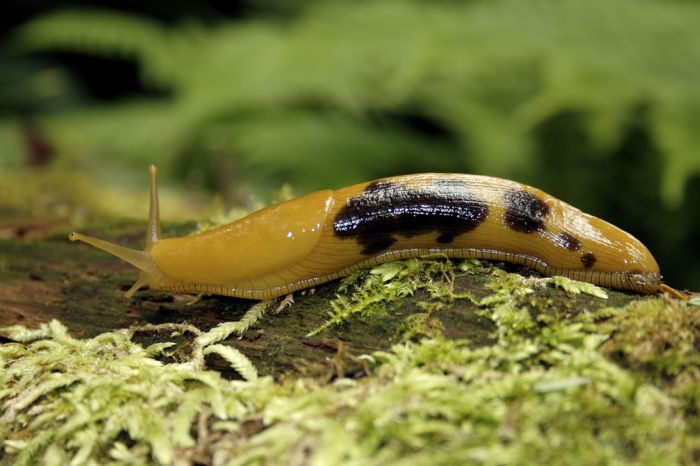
[17,10,171,89]
[13,0,700,203]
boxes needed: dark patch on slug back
[333,178,489,255]
[556,231,582,251]
[581,252,597,268]
[503,189,550,233]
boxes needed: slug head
[69,165,165,297]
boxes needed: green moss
[599,297,700,455]
[307,258,462,337]
[1,263,698,465]
[601,298,700,379]
[398,312,446,341]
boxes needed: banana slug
[69,166,661,299]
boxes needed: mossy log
[2,222,699,465]
[1,222,645,380]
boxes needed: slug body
[70,167,661,299]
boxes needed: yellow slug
[69,165,661,299]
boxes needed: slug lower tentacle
[70,166,661,299]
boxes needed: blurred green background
[1,0,699,289]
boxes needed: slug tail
[659,283,690,300]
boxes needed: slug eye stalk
[69,164,164,297]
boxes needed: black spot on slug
[556,231,582,251]
[581,252,597,268]
[333,178,489,255]
[503,189,550,233]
